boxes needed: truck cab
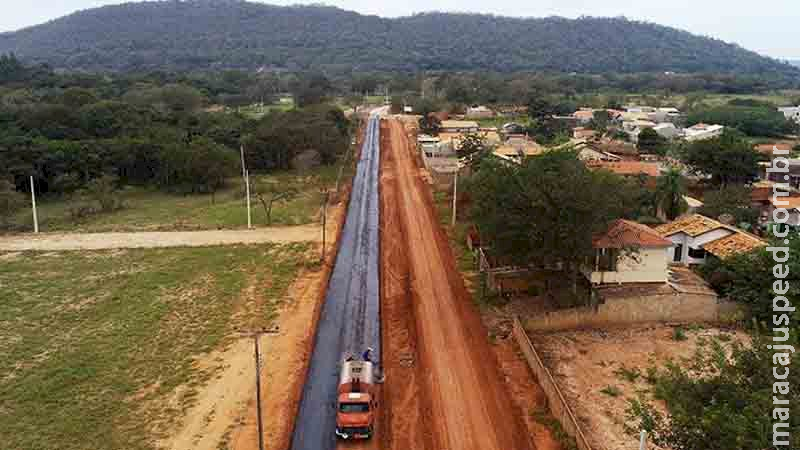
[335,360,376,440]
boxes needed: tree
[291,73,332,107]
[627,335,799,450]
[468,150,639,295]
[158,138,238,197]
[527,118,570,146]
[699,234,799,324]
[456,133,487,158]
[654,168,688,220]
[637,127,668,155]
[0,179,25,228]
[85,175,124,212]
[589,110,611,134]
[253,181,300,225]
[680,130,760,186]
[698,185,759,227]
[419,113,441,136]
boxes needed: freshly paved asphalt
[290,114,382,450]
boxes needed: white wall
[585,247,670,284]
[665,228,732,264]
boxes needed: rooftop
[592,219,673,249]
[755,143,793,154]
[586,161,660,177]
[654,214,724,237]
[441,120,479,129]
[702,233,766,259]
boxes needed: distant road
[0,225,321,251]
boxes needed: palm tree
[655,168,688,221]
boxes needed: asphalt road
[290,114,381,450]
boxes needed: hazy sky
[1,0,797,59]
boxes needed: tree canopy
[680,130,760,186]
[0,2,797,77]
[467,150,641,293]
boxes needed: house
[583,219,673,284]
[418,134,454,159]
[765,196,800,228]
[440,120,480,134]
[493,139,544,164]
[572,109,596,124]
[465,105,495,119]
[778,106,800,124]
[573,127,598,140]
[586,161,660,178]
[755,143,793,156]
[762,158,800,189]
[655,214,766,264]
[652,123,680,140]
[683,196,704,214]
[501,122,526,134]
[683,123,724,141]
[622,119,657,143]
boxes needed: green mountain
[0,0,796,76]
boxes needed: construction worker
[362,347,374,363]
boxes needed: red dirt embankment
[380,118,534,450]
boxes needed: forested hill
[0,0,796,76]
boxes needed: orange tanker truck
[335,359,377,440]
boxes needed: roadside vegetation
[0,56,353,233]
[4,166,343,233]
[0,243,313,450]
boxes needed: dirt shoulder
[157,202,346,450]
[0,225,321,251]
[382,118,533,450]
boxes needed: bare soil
[0,226,321,251]
[531,325,750,450]
[380,118,533,450]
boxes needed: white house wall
[665,228,733,264]
[587,247,670,284]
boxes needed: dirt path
[0,226,321,251]
[381,118,534,450]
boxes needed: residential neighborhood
[2,2,799,450]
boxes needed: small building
[465,106,495,119]
[655,214,766,264]
[572,109,596,124]
[754,143,793,156]
[778,106,800,124]
[440,120,480,134]
[652,123,680,140]
[762,158,800,189]
[583,219,673,284]
[765,195,800,228]
[493,140,544,164]
[683,123,724,142]
[573,127,598,140]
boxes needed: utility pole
[240,145,247,181]
[451,168,458,227]
[30,176,39,234]
[245,170,253,230]
[253,334,265,450]
[321,190,329,262]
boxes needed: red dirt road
[380,118,534,450]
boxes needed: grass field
[7,165,350,234]
[0,243,313,450]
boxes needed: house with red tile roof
[655,214,766,264]
[582,219,673,284]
